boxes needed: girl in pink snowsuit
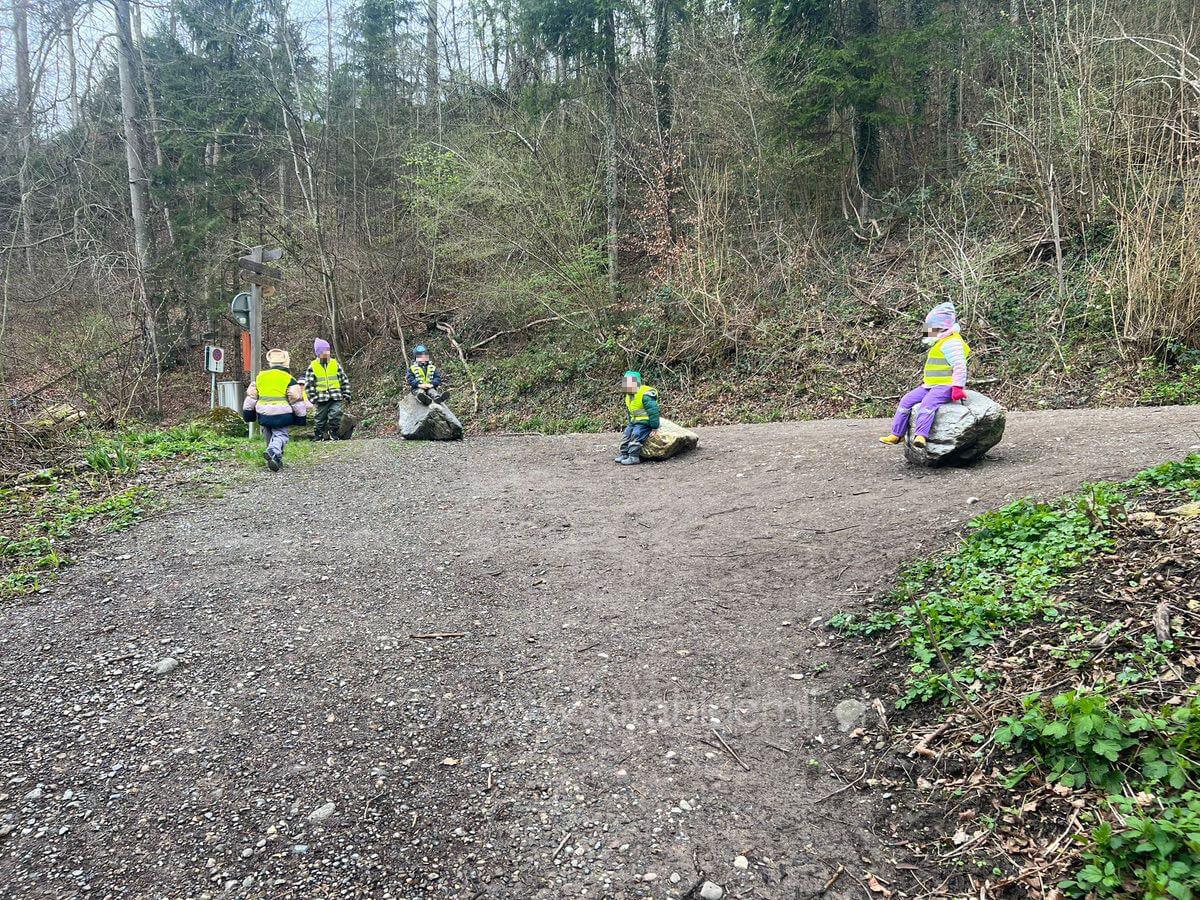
[880,302,970,448]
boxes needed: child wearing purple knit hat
[304,338,352,440]
[880,302,971,449]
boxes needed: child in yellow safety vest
[304,339,352,441]
[616,371,660,465]
[242,348,309,472]
[405,345,447,406]
[880,302,970,449]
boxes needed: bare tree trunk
[114,0,163,380]
[425,0,440,130]
[269,3,341,358]
[602,5,619,300]
[852,0,880,217]
[132,0,175,247]
[13,0,34,272]
[65,4,83,128]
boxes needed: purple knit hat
[314,338,331,356]
[923,302,957,332]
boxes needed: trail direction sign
[230,292,252,328]
[238,252,283,283]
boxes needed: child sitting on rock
[616,371,659,465]
[880,302,970,449]
[406,345,448,407]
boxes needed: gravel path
[2,407,1199,900]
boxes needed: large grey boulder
[639,417,699,461]
[397,396,463,440]
[905,391,1005,467]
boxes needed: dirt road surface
[3,407,1199,900]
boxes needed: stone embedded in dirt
[397,396,463,441]
[307,802,336,823]
[700,881,725,900]
[150,657,178,676]
[904,391,1006,467]
[193,406,246,437]
[24,786,43,801]
[733,855,749,870]
[639,417,699,461]
[834,698,868,732]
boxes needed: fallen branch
[711,728,751,771]
[436,321,479,415]
[409,631,467,640]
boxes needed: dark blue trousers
[620,422,653,458]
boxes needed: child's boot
[879,434,901,445]
[912,435,927,449]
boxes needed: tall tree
[525,0,627,298]
[12,0,34,270]
[114,0,163,376]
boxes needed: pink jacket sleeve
[242,382,258,412]
[942,337,968,388]
[287,382,309,417]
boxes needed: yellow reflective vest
[409,361,436,384]
[624,385,657,423]
[256,367,293,404]
[923,335,970,387]
[311,358,342,393]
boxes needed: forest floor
[2,406,1200,900]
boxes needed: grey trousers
[263,425,289,457]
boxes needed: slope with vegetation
[835,456,1200,897]
[0,1,1197,431]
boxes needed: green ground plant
[836,454,1200,896]
[1,422,293,600]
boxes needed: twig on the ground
[802,864,845,899]
[711,728,751,771]
[814,764,868,803]
[410,631,467,640]
[552,830,571,860]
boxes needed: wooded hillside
[2,0,1198,431]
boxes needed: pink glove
[951,387,967,402]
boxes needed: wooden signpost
[234,246,283,437]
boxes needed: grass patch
[0,481,148,597]
[0,421,303,600]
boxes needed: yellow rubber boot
[912,435,927,448]
[879,434,901,445]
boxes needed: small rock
[700,882,725,900]
[151,657,178,676]
[307,802,336,823]
[966,496,980,505]
[24,787,43,801]
[641,873,658,882]
[834,699,868,732]
[670,873,681,884]
[733,855,749,870]
[291,844,309,855]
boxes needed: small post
[210,372,216,409]
[248,245,263,439]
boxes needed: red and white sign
[204,345,226,374]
